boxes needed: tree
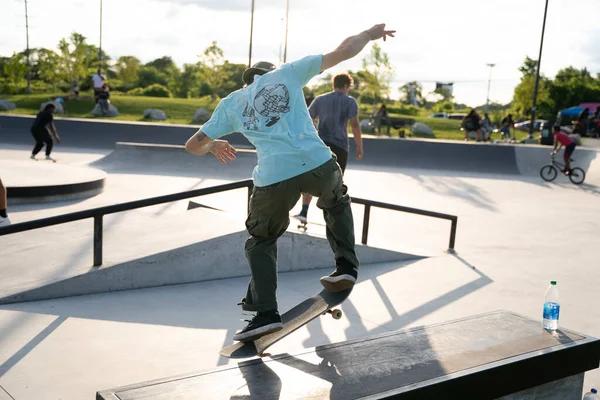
[549,66,600,113]
[145,56,177,75]
[4,52,28,85]
[32,48,61,90]
[197,41,228,98]
[519,56,538,76]
[358,43,394,102]
[136,66,168,88]
[432,87,453,102]
[57,32,92,86]
[175,63,201,98]
[399,81,423,106]
[511,57,553,119]
[115,56,141,90]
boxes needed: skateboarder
[185,24,395,342]
[30,103,60,161]
[294,72,364,224]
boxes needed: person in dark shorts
[30,103,60,161]
[551,125,576,173]
[294,72,364,223]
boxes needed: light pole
[248,0,255,68]
[24,0,31,94]
[98,0,103,71]
[283,0,289,63]
[484,63,495,114]
[529,0,549,139]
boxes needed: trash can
[539,121,554,146]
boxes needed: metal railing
[352,197,457,252]
[0,179,458,266]
[0,179,254,266]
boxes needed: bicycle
[540,155,585,185]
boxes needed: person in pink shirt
[551,125,576,173]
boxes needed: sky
[2,0,599,106]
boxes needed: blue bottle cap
[592,388,597,394]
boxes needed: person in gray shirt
[295,72,364,223]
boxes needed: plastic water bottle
[583,388,598,400]
[542,281,560,330]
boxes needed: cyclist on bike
[551,125,575,174]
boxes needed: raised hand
[364,24,396,42]
[210,140,237,164]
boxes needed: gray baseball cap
[242,61,276,85]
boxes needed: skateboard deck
[220,288,352,358]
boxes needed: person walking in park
[294,72,364,224]
[185,24,395,342]
[91,68,107,101]
[30,103,60,161]
[0,177,10,227]
[500,113,514,140]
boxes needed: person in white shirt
[91,68,107,101]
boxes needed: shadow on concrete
[0,315,67,378]
[0,256,491,380]
[408,174,498,212]
[230,358,282,400]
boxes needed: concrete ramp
[89,142,256,179]
[0,207,422,305]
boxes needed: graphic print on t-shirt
[253,83,290,127]
[242,102,259,130]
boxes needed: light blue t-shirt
[201,55,333,187]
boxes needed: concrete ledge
[0,228,421,304]
[96,311,600,400]
[0,160,106,204]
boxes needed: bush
[143,84,172,98]
[126,87,145,96]
[386,104,420,116]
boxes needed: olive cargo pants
[242,157,359,312]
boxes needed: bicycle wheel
[540,165,557,182]
[569,167,585,185]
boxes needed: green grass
[0,93,531,141]
[0,93,219,125]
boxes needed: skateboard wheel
[330,309,342,319]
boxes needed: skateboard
[291,215,325,232]
[220,288,352,358]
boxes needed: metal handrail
[0,180,458,267]
[351,197,457,251]
[0,179,255,266]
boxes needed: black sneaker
[233,310,283,342]
[320,265,358,293]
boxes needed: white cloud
[2,0,599,106]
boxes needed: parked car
[447,113,467,120]
[427,112,448,119]
[513,119,547,132]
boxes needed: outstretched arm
[185,130,237,164]
[321,24,395,71]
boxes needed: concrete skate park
[0,114,599,399]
